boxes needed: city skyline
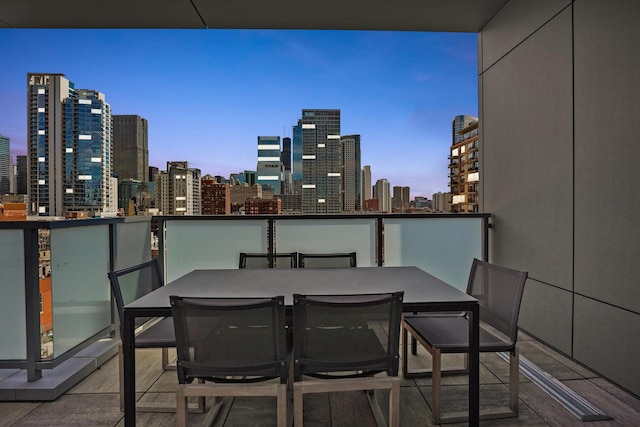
[0,29,478,197]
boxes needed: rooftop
[2,330,639,426]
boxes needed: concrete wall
[479,0,640,396]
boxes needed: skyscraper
[373,178,391,213]
[341,134,361,211]
[27,73,72,216]
[16,155,27,194]
[300,109,341,214]
[292,121,303,194]
[0,134,10,195]
[27,73,114,216]
[113,115,148,182]
[256,136,282,195]
[281,137,292,172]
[361,165,372,203]
[63,89,114,215]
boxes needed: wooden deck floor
[2,331,639,426]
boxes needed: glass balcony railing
[0,212,490,382]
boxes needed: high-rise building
[62,89,114,215]
[16,155,27,194]
[281,136,293,195]
[452,115,478,145]
[300,109,341,213]
[373,178,391,213]
[0,134,10,195]
[449,119,479,213]
[361,165,372,203]
[432,191,452,213]
[392,186,410,212]
[281,137,292,172]
[292,122,303,187]
[27,73,114,216]
[256,136,282,195]
[341,135,361,211]
[157,161,201,215]
[113,115,148,182]
[27,73,72,216]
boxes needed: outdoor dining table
[122,266,480,426]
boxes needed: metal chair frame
[171,295,288,427]
[293,292,404,427]
[402,258,528,423]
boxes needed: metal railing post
[24,227,42,381]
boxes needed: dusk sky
[0,29,478,197]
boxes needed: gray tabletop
[125,266,476,311]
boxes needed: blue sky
[0,29,477,197]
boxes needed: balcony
[1,215,639,425]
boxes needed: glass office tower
[300,109,341,214]
[62,89,113,215]
[256,136,282,195]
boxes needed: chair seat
[135,317,176,348]
[403,314,514,353]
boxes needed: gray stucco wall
[480,0,640,396]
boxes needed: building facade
[244,197,281,215]
[27,74,114,217]
[300,109,341,213]
[112,115,148,182]
[157,161,201,215]
[256,136,282,195]
[450,120,479,213]
[62,89,114,215]
[373,178,391,213]
[16,155,27,194]
[0,134,9,195]
[341,134,361,211]
[201,175,230,215]
[392,186,410,212]
[452,115,478,145]
[361,165,372,204]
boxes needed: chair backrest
[108,259,164,329]
[298,252,357,268]
[170,295,288,384]
[293,292,404,379]
[239,252,298,269]
[467,258,528,347]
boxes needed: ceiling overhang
[0,0,508,32]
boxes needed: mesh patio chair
[297,252,357,268]
[108,259,204,413]
[402,258,528,423]
[293,292,404,427]
[170,295,289,427]
[238,252,298,269]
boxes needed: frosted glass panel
[384,217,484,291]
[275,219,376,267]
[0,230,27,359]
[115,219,152,270]
[50,225,111,357]
[164,220,268,282]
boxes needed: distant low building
[244,197,281,215]
[201,176,230,215]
